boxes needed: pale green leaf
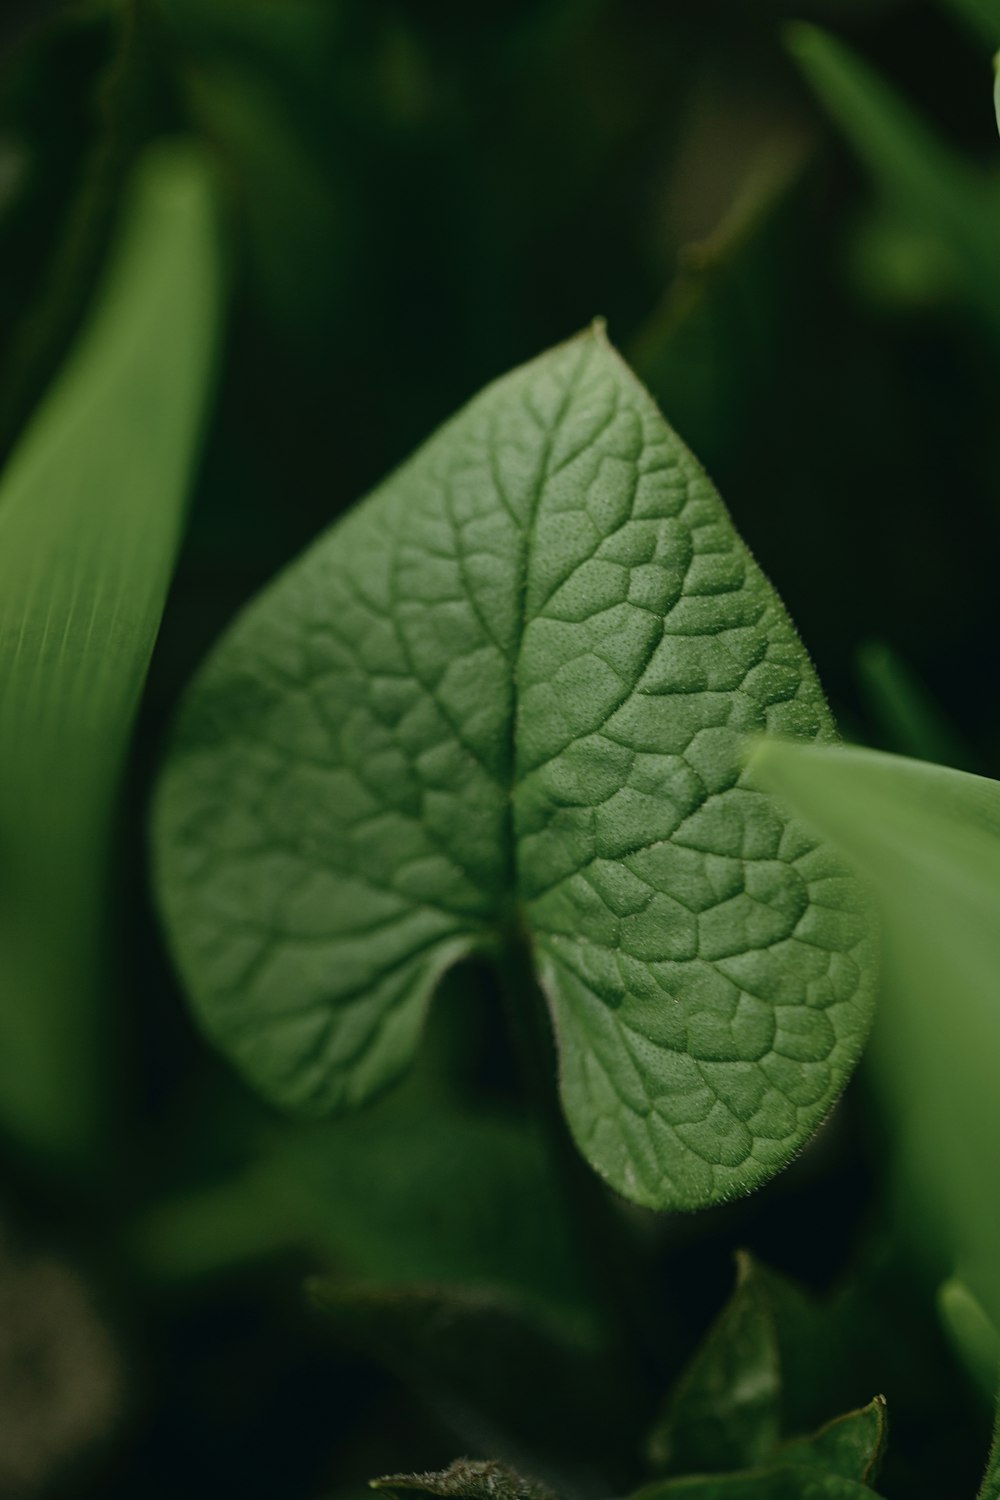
[749,740,1000,1328]
[153,326,875,1210]
[938,1276,1000,1403]
[0,141,223,1165]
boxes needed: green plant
[152,325,876,1212]
[3,3,1000,1498]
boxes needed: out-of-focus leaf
[373,1459,559,1500]
[855,640,975,771]
[938,1277,1000,1404]
[632,1467,878,1499]
[179,61,347,339]
[788,24,1000,339]
[312,1280,637,1493]
[0,141,222,1167]
[648,1253,781,1474]
[936,0,1000,49]
[131,1059,596,1336]
[749,740,1000,1330]
[631,149,809,472]
[0,1,154,456]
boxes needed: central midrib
[500,340,592,929]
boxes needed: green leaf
[649,1253,781,1474]
[313,1280,636,1487]
[639,1393,885,1500]
[938,1276,1000,1403]
[788,24,1000,340]
[935,0,1000,50]
[0,141,223,1166]
[774,1400,886,1484]
[980,1402,1000,1500]
[373,1460,559,1500]
[749,740,1000,1328]
[130,1049,596,1334]
[153,325,875,1210]
[855,640,974,771]
[630,149,807,472]
[632,1465,878,1499]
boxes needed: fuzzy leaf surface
[373,1461,558,1500]
[154,327,874,1209]
[981,1404,1000,1500]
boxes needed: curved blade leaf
[0,141,223,1165]
[750,740,1000,1324]
[153,326,875,1209]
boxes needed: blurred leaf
[153,325,875,1212]
[855,640,975,770]
[178,58,348,339]
[936,0,1000,49]
[0,0,157,455]
[312,1280,637,1492]
[749,740,1000,1330]
[373,1459,559,1500]
[648,1253,781,1474]
[788,24,1000,339]
[632,1466,878,1499]
[631,149,809,472]
[131,1057,597,1335]
[939,1276,1000,1404]
[0,141,222,1167]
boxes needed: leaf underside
[153,325,875,1209]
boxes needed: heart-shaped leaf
[153,326,875,1209]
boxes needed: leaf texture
[154,326,875,1209]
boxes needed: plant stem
[493,927,668,1384]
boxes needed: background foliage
[0,1,998,1497]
